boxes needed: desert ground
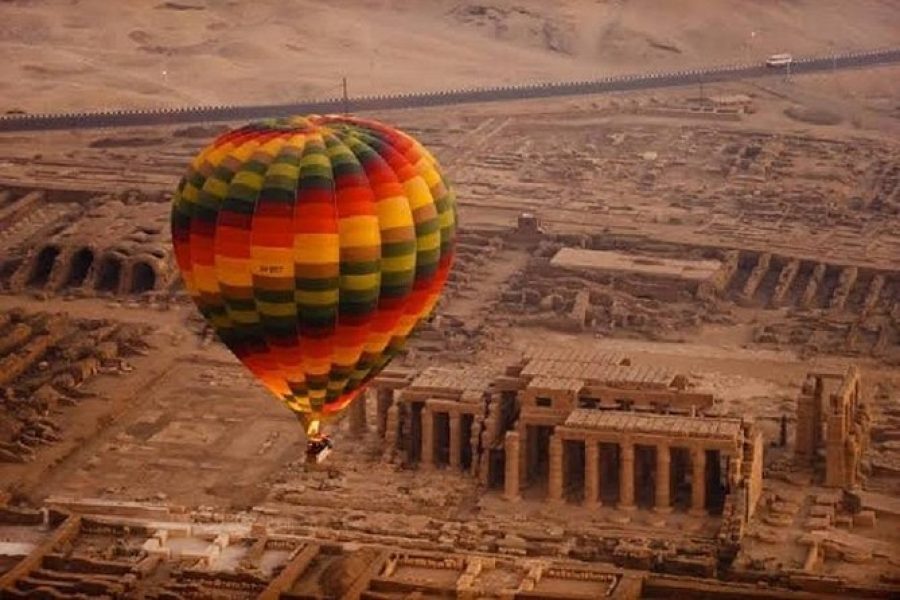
[0,1,899,599]
[2,0,900,112]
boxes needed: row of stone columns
[420,406,465,470]
[349,387,399,437]
[507,432,711,514]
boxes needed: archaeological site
[1,2,899,599]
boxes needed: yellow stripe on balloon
[251,247,294,269]
[189,147,211,171]
[231,171,265,190]
[417,231,441,252]
[403,177,434,210]
[260,136,288,155]
[340,272,380,291]
[333,346,361,366]
[229,140,260,163]
[376,196,414,229]
[194,266,219,293]
[327,382,349,394]
[216,257,253,286]
[294,234,339,263]
[207,141,243,167]
[363,332,391,353]
[287,398,311,413]
[181,184,199,203]
[395,314,418,336]
[306,360,331,376]
[294,289,340,306]
[439,209,455,229]
[299,152,332,169]
[202,177,230,201]
[210,313,231,328]
[229,310,260,324]
[254,301,297,317]
[338,216,380,247]
[418,164,442,187]
[267,162,301,180]
[381,254,416,272]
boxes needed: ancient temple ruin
[373,348,765,523]
[0,190,175,297]
[795,366,870,488]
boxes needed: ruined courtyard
[1,66,899,598]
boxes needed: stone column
[469,416,481,477]
[376,388,393,437]
[691,446,707,515]
[383,403,400,460]
[348,392,367,434]
[548,433,564,502]
[728,455,742,490]
[795,386,817,463]
[518,424,529,486]
[655,444,672,513]
[504,431,521,501]
[421,406,434,468]
[584,439,600,507]
[619,441,635,510]
[449,411,461,470]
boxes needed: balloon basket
[306,436,333,464]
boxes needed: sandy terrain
[0,2,899,596]
[1,0,899,113]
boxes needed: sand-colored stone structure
[2,20,900,595]
[387,366,495,472]
[1,192,174,297]
[10,498,889,600]
[375,348,763,522]
[516,410,754,517]
[795,366,870,488]
[551,247,724,298]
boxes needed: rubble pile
[0,309,151,463]
[496,250,729,339]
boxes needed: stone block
[808,504,834,522]
[764,513,793,527]
[813,491,841,506]
[754,528,785,544]
[834,515,852,529]
[608,513,631,526]
[803,517,830,531]
[771,500,799,516]
[645,516,667,528]
[853,510,876,528]
[142,538,170,557]
[498,534,527,556]
[842,547,872,563]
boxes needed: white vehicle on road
[766,53,793,67]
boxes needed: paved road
[1,47,898,132]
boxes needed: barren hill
[0,0,898,112]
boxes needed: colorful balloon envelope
[171,115,456,439]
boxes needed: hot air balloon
[171,115,456,460]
